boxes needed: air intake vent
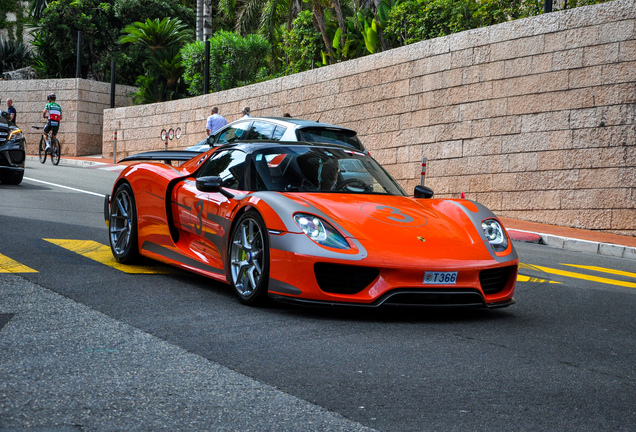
[314,263,379,294]
[479,266,513,295]
[9,149,25,164]
[381,289,485,307]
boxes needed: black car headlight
[8,129,24,141]
[293,213,350,249]
[481,218,508,252]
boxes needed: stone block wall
[0,78,135,156]
[102,0,635,236]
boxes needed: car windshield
[251,146,407,196]
[296,127,364,151]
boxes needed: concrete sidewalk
[29,155,636,261]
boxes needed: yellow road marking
[560,264,636,279]
[0,254,37,273]
[516,274,560,284]
[528,264,636,288]
[43,239,171,274]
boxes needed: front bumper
[270,290,516,309]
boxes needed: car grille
[380,289,485,307]
[479,266,513,295]
[0,129,8,145]
[314,263,379,294]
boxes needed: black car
[188,117,367,153]
[0,111,26,185]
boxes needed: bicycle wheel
[50,138,61,165]
[38,136,47,164]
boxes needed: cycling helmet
[47,93,56,101]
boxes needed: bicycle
[32,125,61,165]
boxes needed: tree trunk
[312,1,335,63]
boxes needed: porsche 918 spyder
[105,141,518,308]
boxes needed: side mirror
[206,135,215,146]
[196,176,234,198]
[414,185,434,199]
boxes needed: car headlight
[481,219,508,252]
[8,129,24,141]
[293,213,350,249]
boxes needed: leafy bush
[383,0,611,46]
[0,38,32,74]
[181,30,271,95]
[280,11,323,74]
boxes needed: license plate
[424,271,458,284]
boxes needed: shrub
[181,31,271,95]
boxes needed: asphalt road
[0,160,634,431]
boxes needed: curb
[26,156,120,169]
[509,229,636,261]
[26,155,118,168]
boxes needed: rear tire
[109,183,140,263]
[229,210,270,306]
[50,138,60,165]
[38,136,47,164]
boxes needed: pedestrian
[42,93,62,150]
[206,106,227,136]
[6,98,16,124]
[241,106,251,118]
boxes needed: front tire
[229,210,270,306]
[109,183,140,263]
[50,138,60,165]
[38,136,47,164]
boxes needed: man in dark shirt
[6,98,16,124]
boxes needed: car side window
[272,125,287,140]
[216,122,251,144]
[197,149,247,190]
[247,121,277,140]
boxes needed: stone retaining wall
[0,78,135,156]
[97,0,631,236]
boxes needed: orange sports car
[105,141,518,308]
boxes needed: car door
[172,149,248,275]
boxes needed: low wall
[0,78,135,156]
[99,0,631,237]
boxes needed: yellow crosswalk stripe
[528,264,636,288]
[517,263,560,284]
[560,264,636,279]
[0,253,37,273]
[516,274,560,284]
[43,239,171,274]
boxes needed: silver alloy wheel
[230,216,264,298]
[110,188,133,256]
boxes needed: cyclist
[42,93,62,150]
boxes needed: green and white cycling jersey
[45,102,62,126]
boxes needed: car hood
[267,192,505,263]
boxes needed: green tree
[30,0,119,80]
[120,17,193,102]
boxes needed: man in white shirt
[206,106,228,136]
[241,106,251,118]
